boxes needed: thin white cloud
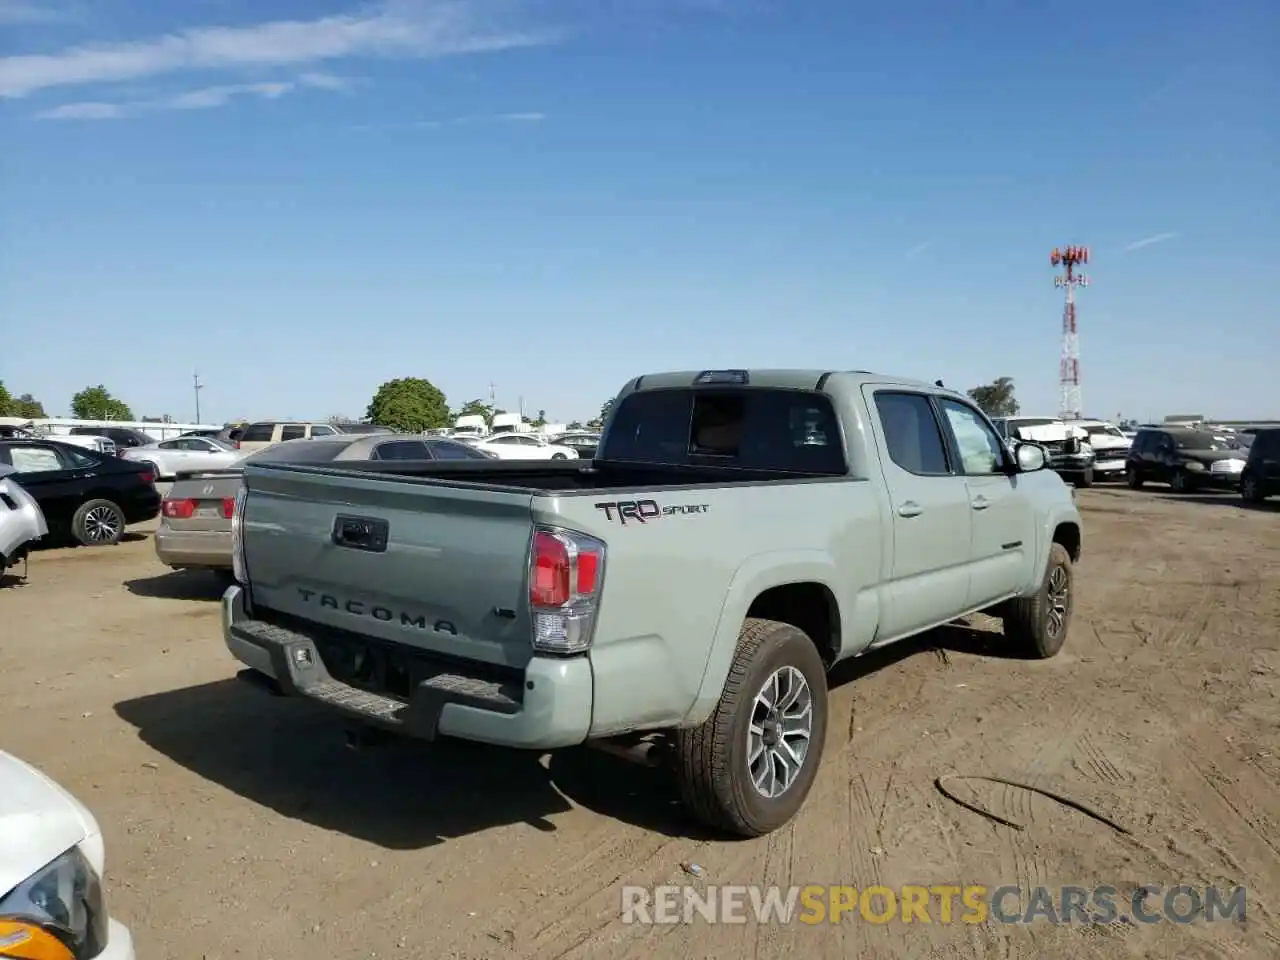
[0,0,75,24]
[352,110,545,130]
[0,2,559,99]
[298,71,356,92]
[905,240,933,258]
[36,80,301,119]
[1122,232,1178,253]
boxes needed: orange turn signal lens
[0,921,74,960]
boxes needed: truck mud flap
[229,618,522,740]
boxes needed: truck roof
[625,368,952,395]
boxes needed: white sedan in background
[120,434,242,479]
[0,751,135,959]
[472,433,580,460]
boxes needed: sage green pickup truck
[222,369,1082,837]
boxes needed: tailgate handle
[332,515,389,553]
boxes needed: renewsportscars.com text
[621,884,1247,926]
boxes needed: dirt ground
[2,487,1278,960]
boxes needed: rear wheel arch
[685,558,843,727]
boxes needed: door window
[240,423,274,443]
[279,425,306,441]
[937,399,1006,476]
[431,440,491,460]
[9,446,63,473]
[873,393,951,476]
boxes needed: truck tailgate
[241,464,537,669]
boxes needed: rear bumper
[155,524,232,568]
[221,585,593,750]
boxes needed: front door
[864,389,973,640]
[935,398,1036,606]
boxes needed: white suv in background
[1071,419,1132,481]
[233,420,342,453]
[0,751,135,958]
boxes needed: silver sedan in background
[153,433,495,578]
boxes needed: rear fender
[682,550,840,726]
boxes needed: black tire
[1241,472,1265,504]
[213,568,238,589]
[1001,542,1074,659]
[1125,465,1144,489]
[551,452,568,460]
[674,618,828,838]
[1073,468,1094,489]
[1170,469,1193,493]
[71,498,125,546]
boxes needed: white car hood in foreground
[0,751,102,897]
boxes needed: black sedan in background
[0,439,161,545]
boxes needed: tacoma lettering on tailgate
[296,588,457,634]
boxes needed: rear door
[241,464,538,668]
[1258,432,1280,490]
[935,397,1035,605]
[863,389,973,639]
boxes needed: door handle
[971,495,990,511]
[896,501,922,518]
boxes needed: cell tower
[1050,244,1089,420]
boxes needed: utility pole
[1050,245,1089,420]
[193,371,204,424]
[488,381,496,404]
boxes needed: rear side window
[280,425,306,441]
[310,424,338,437]
[241,423,274,443]
[374,440,431,460]
[430,440,491,460]
[600,389,846,474]
[873,392,950,476]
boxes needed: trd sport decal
[594,499,710,525]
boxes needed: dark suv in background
[1125,427,1249,493]
[1241,428,1279,503]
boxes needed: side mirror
[1014,442,1047,473]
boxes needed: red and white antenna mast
[1050,244,1089,420]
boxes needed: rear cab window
[600,388,847,474]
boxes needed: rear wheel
[1002,543,1073,659]
[674,618,827,837]
[1170,469,1194,493]
[1241,472,1265,504]
[72,499,125,546]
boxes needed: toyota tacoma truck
[222,369,1082,837]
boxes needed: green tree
[14,395,46,418]
[0,381,12,417]
[587,397,615,430]
[454,398,496,425]
[966,377,1019,418]
[365,377,450,433]
[71,385,134,421]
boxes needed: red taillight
[221,497,235,519]
[138,470,156,485]
[162,498,195,519]
[529,530,603,607]
[530,531,570,607]
[528,527,607,655]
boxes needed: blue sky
[1,0,1276,425]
